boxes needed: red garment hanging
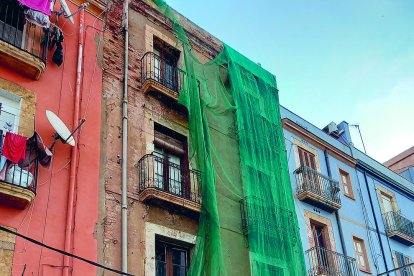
[2,132,27,164]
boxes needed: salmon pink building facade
[0,0,104,275]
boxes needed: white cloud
[350,78,414,163]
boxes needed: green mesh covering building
[99,0,306,275]
[153,1,306,275]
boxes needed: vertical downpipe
[362,170,389,274]
[63,8,84,276]
[122,0,129,274]
[323,150,349,270]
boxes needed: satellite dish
[59,0,74,24]
[46,110,82,149]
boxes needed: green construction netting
[153,1,306,275]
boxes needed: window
[394,251,414,276]
[153,37,180,90]
[156,239,189,276]
[0,90,21,134]
[339,169,354,199]
[298,146,317,170]
[353,237,370,273]
[380,192,395,214]
[153,123,189,197]
[310,221,330,249]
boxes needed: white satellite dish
[46,110,76,147]
[59,0,74,24]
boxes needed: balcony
[0,1,49,79]
[305,247,359,276]
[240,196,298,244]
[137,153,201,215]
[383,211,414,246]
[140,51,185,101]
[294,166,341,212]
[0,135,39,209]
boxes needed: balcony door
[298,146,323,196]
[154,146,182,196]
[311,221,333,274]
[153,37,179,91]
[156,240,189,276]
[154,123,189,198]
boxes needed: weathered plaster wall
[99,1,252,275]
[0,1,103,274]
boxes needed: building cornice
[130,0,223,60]
[282,118,356,167]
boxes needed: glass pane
[358,255,365,267]
[155,243,166,262]
[173,266,186,276]
[154,148,164,189]
[0,110,16,133]
[169,154,182,195]
[344,185,349,194]
[356,242,362,252]
[172,249,186,265]
[381,194,393,213]
[156,261,167,276]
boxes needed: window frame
[0,89,22,134]
[298,146,317,170]
[352,236,371,273]
[376,185,399,215]
[155,238,190,276]
[338,168,355,200]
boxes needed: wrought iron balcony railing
[0,1,49,63]
[383,211,414,245]
[294,166,341,212]
[0,132,39,208]
[137,153,201,205]
[305,246,359,276]
[141,51,186,96]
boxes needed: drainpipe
[323,150,348,257]
[121,0,129,274]
[63,8,84,276]
[362,170,389,274]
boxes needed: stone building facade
[98,1,237,275]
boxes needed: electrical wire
[0,226,134,276]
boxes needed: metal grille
[383,211,414,240]
[305,246,359,276]
[137,153,201,204]
[294,166,341,205]
[0,134,39,194]
[140,51,186,94]
[0,0,49,62]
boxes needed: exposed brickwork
[99,1,218,274]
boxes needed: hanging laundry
[2,132,27,164]
[18,0,51,16]
[19,131,53,169]
[25,8,50,28]
[50,28,64,66]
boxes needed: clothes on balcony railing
[2,132,27,163]
[20,131,52,168]
[18,0,51,16]
[25,8,50,28]
[0,130,48,191]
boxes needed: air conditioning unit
[322,122,344,138]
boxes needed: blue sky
[168,0,414,163]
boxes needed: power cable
[0,226,134,276]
